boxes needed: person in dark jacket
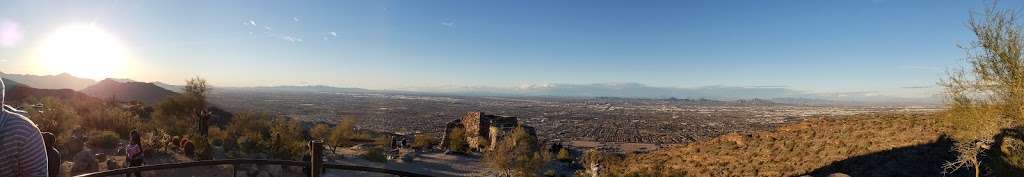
[41,132,60,177]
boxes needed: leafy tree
[269,117,305,160]
[943,6,1024,177]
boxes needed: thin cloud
[323,31,338,41]
[293,17,300,22]
[440,21,456,28]
[280,36,302,43]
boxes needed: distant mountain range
[81,79,178,105]
[409,83,942,106]
[0,72,96,90]
[0,72,941,106]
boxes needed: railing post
[231,164,237,177]
[310,140,323,177]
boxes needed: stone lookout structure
[441,112,536,151]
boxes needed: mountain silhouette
[81,79,178,105]
[1,78,98,103]
[0,72,96,90]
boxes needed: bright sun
[36,24,129,80]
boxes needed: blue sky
[0,0,1015,97]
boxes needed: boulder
[827,173,851,177]
[70,148,99,175]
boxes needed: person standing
[41,132,61,177]
[0,77,48,177]
[126,130,144,177]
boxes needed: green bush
[89,131,121,149]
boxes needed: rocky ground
[612,113,971,177]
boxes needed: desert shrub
[484,126,546,177]
[309,123,331,140]
[413,134,435,150]
[942,6,1024,177]
[24,97,80,144]
[327,117,357,151]
[80,106,141,138]
[208,126,228,147]
[89,130,121,149]
[447,127,467,153]
[269,117,305,160]
[363,147,388,163]
[557,148,571,162]
[226,112,270,154]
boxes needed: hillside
[610,113,965,177]
[81,79,178,104]
[0,72,96,90]
[1,78,98,103]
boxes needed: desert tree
[943,6,1024,177]
[310,123,331,140]
[484,126,547,177]
[327,117,357,154]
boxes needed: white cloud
[440,21,456,28]
[263,25,273,31]
[280,36,303,43]
[247,20,256,26]
[293,17,300,22]
[323,32,338,40]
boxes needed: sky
[0,0,1017,98]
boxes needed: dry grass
[610,113,951,177]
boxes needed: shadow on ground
[803,135,973,177]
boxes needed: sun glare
[36,24,129,80]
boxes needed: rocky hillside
[81,79,177,104]
[611,113,967,177]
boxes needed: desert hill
[608,113,966,177]
[1,78,98,103]
[81,79,178,105]
[0,72,96,90]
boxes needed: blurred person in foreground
[0,77,49,177]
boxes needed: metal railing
[74,140,432,177]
